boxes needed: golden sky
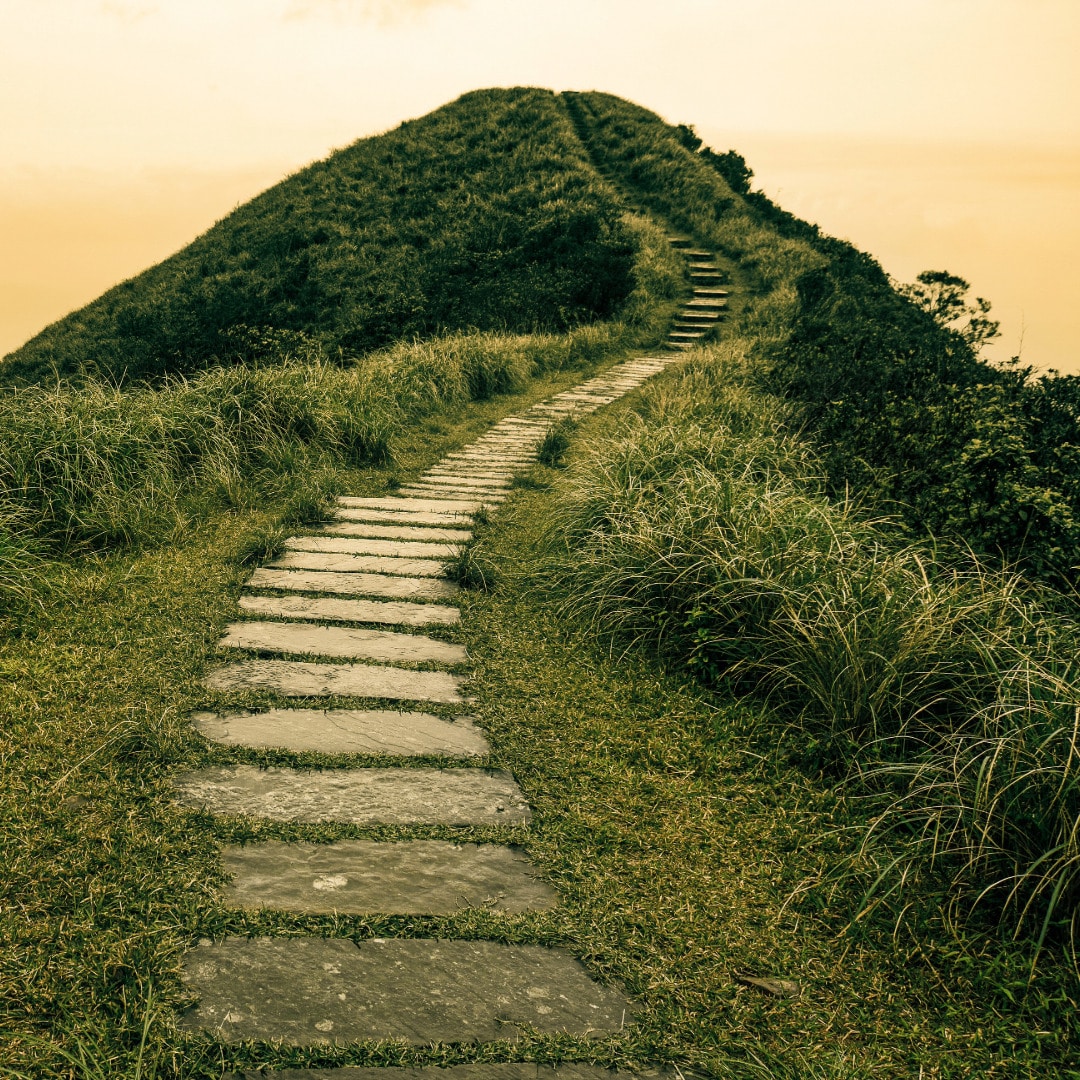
[2,0,1078,369]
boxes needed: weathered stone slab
[221,840,556,913]
[191,707,488,756]
[318,522,472,543]
[203,658,463,703]
[171,765,530,824]
[418,475,511,489]
[335,508,474,527]
[268,551,448,578]
[398,488,506,501]
[338,496,484,514]
[285,536,458,559]
[180,937,634,1043]
[218,622,466,665]
[246,567,458,601]
[233,1066,668,1080]
[238,594,460,627]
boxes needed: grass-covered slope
[564,90,1080,589]
[2,88,634,385]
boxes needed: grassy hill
[2,88,634,385]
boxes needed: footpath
[173,242,725,1075]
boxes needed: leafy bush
[4,88,635,385]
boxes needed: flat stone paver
[269,551,449,578]
[233,1068,668,1080]
[418,476,512,489]
[285,536,459,558]
[238,594,461,627]
[318,522,472,543]
[338,496,486,514]
[203,658,464,703]
[218,622,466,665]
[335,508,475,527]
[222,840,557,913]
[180,937,634,1043]
[191,707,489,756]
[171,765,530,824]
[246,568,459,601]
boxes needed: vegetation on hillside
[565,90,1080,590]
[3,88,635,386]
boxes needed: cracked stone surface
[191,707,489,755]
[237,594,461,627]
[203,658,464,702]
[180,937,635,1043]
[221,840,557,913]
[218,621,466,665]
[171,765,530,824]
[269,551,450,578]
[246,567,459,600]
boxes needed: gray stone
[238,594,460,627]
[285,536,458,559]
[217,622,466,665]
[171,765,530,824]
[246,567,458,600]
[180,937,634,1043]
[335,508,475,527]
[191,707,488,756]
[338,496,485,514]
[318,521,472,543]
[203,658,463,703]
[268,551,448,578]
[417,475,512,489]
[221,840,557,913]
[232,1067,669,1080]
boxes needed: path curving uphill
[173,353,705,1076]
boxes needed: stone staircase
[173,356,686,1076]
[664,238,728,351]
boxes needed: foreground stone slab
[218,622,466,665]
[233,1067,668,1080]
[318,522,472,543]
[203,658,463,703]
[269,551,449,579]
[335,508,474,527]
[191,707,488,756]
[285,536,458,559]
[238,594,461,627]
[338,496,485,514]
[180,937,634,1043]
[222,840,557,913]
[246,568,458,601]
[171,765,530,824]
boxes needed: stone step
[424,468,517,480]
[238,594,461,628]
[669,332,707,342]
[668,236,692,247]
[676,310,721,322]
[399,488,506,501]
[233,1067,667,1080]
[415,475,512,489]
[692,287,729,297]
[684,250,713,259]
[686,298,727,308]
[203,658,464,703]
[191,707,488,756]
[268,551,448,579]
[171,765,530,824]
[218,621,466,666]
[335,508,474,527]
[338,496,486,515]
[318,521,472,543]
[285,536,458,559]
[221,840,556,914]
[247,567,458,601]
[180,937,634,1044]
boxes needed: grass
[4,88,636,385]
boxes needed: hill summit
[3,88,635,385]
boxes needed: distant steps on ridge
[665,235,728,350]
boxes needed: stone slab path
[221,840,557,913]
[175,350,689,1068]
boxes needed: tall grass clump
[540,341,1080,952]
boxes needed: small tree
[898,270,1001,352]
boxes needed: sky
[2,0,1078,370]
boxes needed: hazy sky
[2,0,1078,369]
